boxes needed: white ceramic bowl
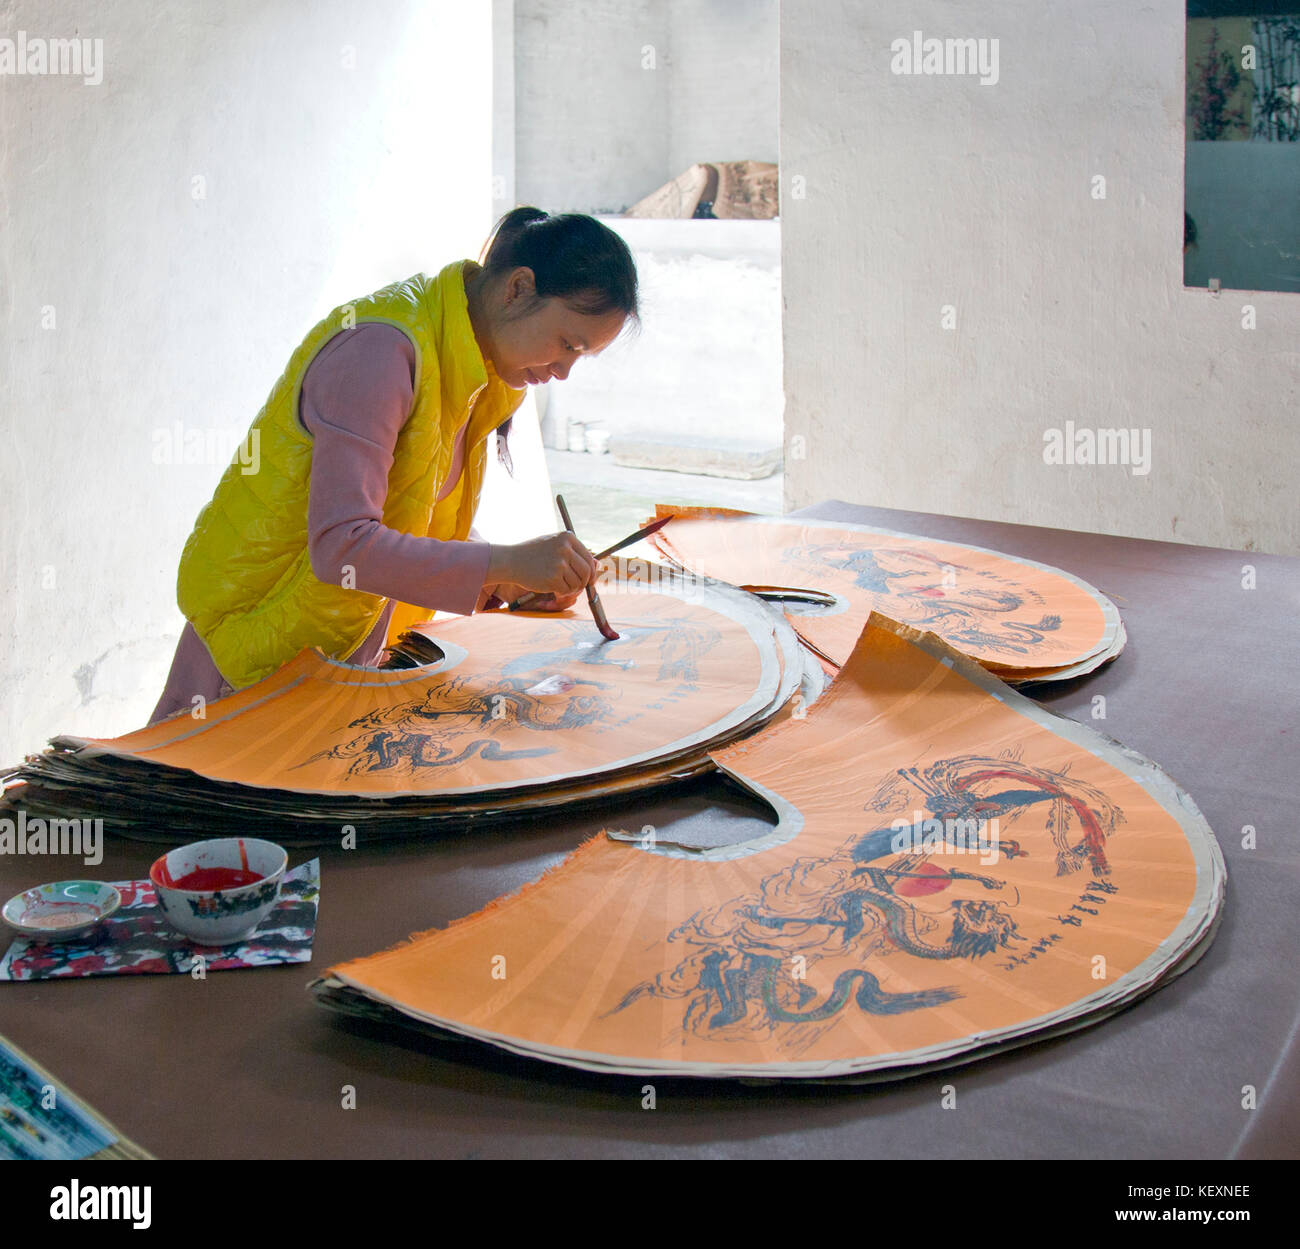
[149,838,287,945]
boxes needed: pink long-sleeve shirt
[149,323,493,725]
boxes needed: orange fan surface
[643,506,1123,681]
[322,615,1221,1079]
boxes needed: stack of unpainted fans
[638,506,1126,684]
[2,561,818,844]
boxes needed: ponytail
[479,207,640,477]
[479,206,639,323]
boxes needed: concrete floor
[545,449,784,553]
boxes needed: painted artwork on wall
[1185,13,1300,293]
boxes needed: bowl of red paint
[149,837,287,945]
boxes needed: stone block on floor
[608,431,782,480]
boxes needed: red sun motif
[893,862,952,897]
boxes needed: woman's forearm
[310,520,491,615]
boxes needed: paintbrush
[554,493,619,641]
[508,514,673,612]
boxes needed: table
[3,500,1297,1158]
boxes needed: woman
[149,206,639,724]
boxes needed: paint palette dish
[2,881,122,943]
[149,837,287,945]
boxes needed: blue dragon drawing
[609,751,1123,1041]
[293,615,721,778]
[787,541,1064,656]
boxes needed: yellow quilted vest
[176,261,525,689]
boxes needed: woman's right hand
[487,532,598,597]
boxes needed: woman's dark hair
[481,206,640,474]
[480,205,640,323]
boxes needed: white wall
[0,0,497,762]
[492,0,518,222]
[475,390,557,544]
[514,0,778,213]
[780,0,1300,555]
[515,0,667,214]
[544,217,783,449]
[665,0,780,183]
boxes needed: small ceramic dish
[149,837,287,945]
[2,880,122,942]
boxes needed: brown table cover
[1,500,1296,1158]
